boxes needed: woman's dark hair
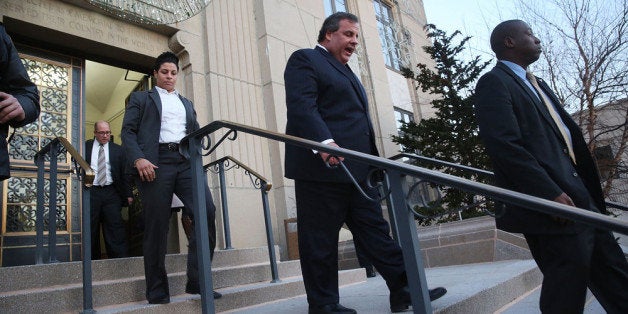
[317,12,359,43]
[153,51,179,72]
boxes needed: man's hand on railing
[553,192,575,207]
[320,142,344,166]
[134,158,158,182]
[552,192,575,226]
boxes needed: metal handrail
[204,155,272,191]
[390,153,493,177]
[180,120,628,314]
[203,156,280,282]
[607,201,628,211]
[392,152,627,212]
[34,137,95,313]
[34,137,95,185]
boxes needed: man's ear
[325,30,333,42]
[504,36,515,48]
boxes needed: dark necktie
[96,144,107,186]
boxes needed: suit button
[365,132,370,136]
[563,148,568,154]
[573,172,578,177]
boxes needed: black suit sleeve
[474,71,563,200]
[285,50,333,142]
[121,92,144,166]
[0,25,40,128]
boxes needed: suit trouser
[524,227,628,313]
[90,185,129,259]
[295,180,407,306]
[135,148,217,302]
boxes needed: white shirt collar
[499,60,528,82]
[155,85,179,96]
[316,44,328,52]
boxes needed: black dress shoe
[390,289,409,313]
[185,281,223,299]
[390,286,447,312]
[429,287,447,301]
[185,281,200,294]
[365,266,377,278]
[148,296,170,304]
[308,303,357,314]
[213,290,222,299]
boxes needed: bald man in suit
[85,120,131,259]
[475,20,628,313]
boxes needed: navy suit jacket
[85,139,132,204]
[0,23,40,180]
[474,62,605,234]
[284,46,378,183]
[121,87,200,175]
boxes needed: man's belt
[159,142,180,152]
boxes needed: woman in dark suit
[121,51,219,304]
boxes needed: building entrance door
[0,46,149,266]
[1,47,83,266]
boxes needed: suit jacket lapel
[86,139,93,163]
[148,87,162,119]
[497,63,564,140]
[179,96,196,133]
[316,46,368,109]
[107,143,116,173]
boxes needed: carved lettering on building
[2,0,166,55]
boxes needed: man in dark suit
[0,23,40,181]
[284,12,446,314]
[85,120,131,259]
[475,20,628,313]
[121,51,220,304]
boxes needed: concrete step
[0,246,274,293]
[0,247,290,313]
[496,286,603,313]
[224,260,543,314]
[94,269,366,313]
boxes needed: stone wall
[338,216,532,271]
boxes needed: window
[324,0,347,16]
[394,107,414,152]
[594,145,618,179]
[394,107,414,134]
[374,0,401,70]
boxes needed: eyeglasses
[95,131,111,135]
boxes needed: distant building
[572,98,628,206]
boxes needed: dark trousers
[354,240,373,270]
[295,180,407,306]
[90,185,128,259]
[524,228,628,313]
[135,148,217,303]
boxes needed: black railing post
[388,169,431,314]
[189,137,216,314]
[48,141,59,263]
[218,162,233,249]
[382,180,400,244]
[81,185,95,313]
[261,182,280,283]
[35,155,45,265]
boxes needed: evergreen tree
[393,24,492,225]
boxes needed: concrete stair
[225,260,545,314]
[0,246,366,313]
